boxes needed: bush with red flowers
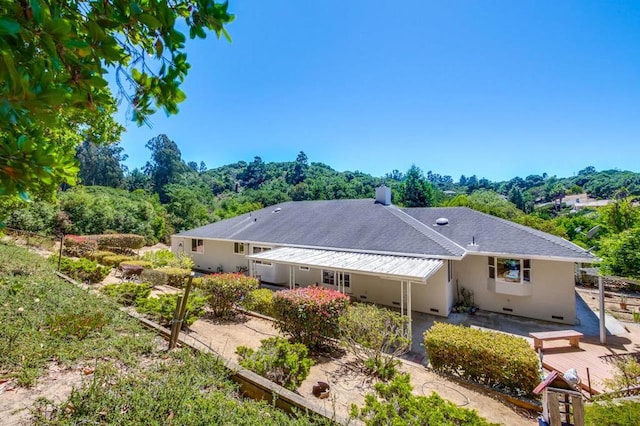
[272,286,349,350]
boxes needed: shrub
[424,322,540,397]
[136,293,207,328]
[85,250,117,263]
[240,288,274,317]
[200,273,259,318]
[142,249,194,269]
[85,233,146,254]
[339,303,410,381]
[119,260,153,269]
[585,400,640,426]
[603,357,640,396]
[236,337,313,391]
[272,286,349,350]
[141,268,168,287]
[101,282,152,306]
[350,373,497,425]
[63,235,98,257]
[162,267,192,288]
[101,255,135,268]
[56,256,110,283]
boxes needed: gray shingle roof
[176,199,463,257]
[175,200,596,262]
[401,206,596,261]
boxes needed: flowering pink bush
[200,273,259,318]
[272,286,350,350]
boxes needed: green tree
[0,0,233,201]
[401,165,434,207]
[286,151,309,185]
[600,195,638,234]
[239,156,268,189]
[76,140,128,187]
[143,134,188,201]
[600,228,640,279]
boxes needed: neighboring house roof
[402,207,595,261]
[176,199,596,262]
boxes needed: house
[171,187,596,326]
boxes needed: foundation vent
[502,307,513,312]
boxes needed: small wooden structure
[530,330,584,351]
[533,370,584,426]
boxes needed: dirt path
[188,315,537,425]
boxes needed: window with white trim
[191,239,204,253]
[252,246,272,266]
[322,270,350,288]
[233,242,245,254]
[488,257,531,283]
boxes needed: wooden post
[169,295,183,350]
[177,273,195,327]
[57,234,64,271]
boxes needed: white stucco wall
[171,237,249,274]
[455,254,576,324]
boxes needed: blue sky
[115,1,640,182]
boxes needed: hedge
[84,234,146,252]
[119,260,153,269]
[101,255,136,268]
[101,282,152,306]
[200,273,259,318]
[63,235,98,257]
[56,256,110,284]
[423,322,540,397]
[240,288,275,317]
[85,250,117,263]
[272,286,349,350]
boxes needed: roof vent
[273,207,281,213]
[435,217,449,226]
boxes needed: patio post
[400,280,404,317]
[407,281,412,348]
[599,275,606,344]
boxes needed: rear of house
[172,188,596,325]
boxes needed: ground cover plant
[0,243,156,386]
[350,373,497,425]
[31,349,331,426]
[424,322,540,397]
[100,282,152,306]
[53,256,110,284]
[339,303,410,380]
[1,242,333,425]
[136,293,207,327]
[585,400,640,426]
[236,337,313,391]
[273,286,349,350]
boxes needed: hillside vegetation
[3,134,640,279]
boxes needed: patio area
[406,291,640,395]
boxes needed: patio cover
[246,247,443,283]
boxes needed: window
[447,260,453,282]
[488,257,495,279]
[252,246,271,266]
[322,270,335,285]
[322,270,350,288]
[191,239,204,253]
[488,257,531,283]
[234,242,245,254]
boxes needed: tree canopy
[0,0,233,201]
